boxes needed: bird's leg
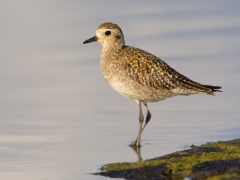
[142,102,152,131]
[136,101,144,147]
[130,101,144,147]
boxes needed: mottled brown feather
[119,46,220,95]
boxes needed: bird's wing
[121,46,217,94]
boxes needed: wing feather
[121,46,221,94]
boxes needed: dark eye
[105,31,111,36]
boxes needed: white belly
[108,76,172,102]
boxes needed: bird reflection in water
[130,145,143,161]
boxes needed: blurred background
[0,0,240,179]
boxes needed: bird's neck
[100,44,122,82]
[102,39,124,52]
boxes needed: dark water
[0,1,240,179]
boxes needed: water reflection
[130,146,143,162]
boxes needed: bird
[83,22,222,147]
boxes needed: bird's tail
[176,76,222,95]
[201,84,222,93]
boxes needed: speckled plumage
[83,22,221,147]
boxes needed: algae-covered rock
[97,163,168,179]
[96,138,240,179]
[191,158,240,180]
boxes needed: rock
[96,163,169,180]
[95,138,240,179]
[191,158,240,180]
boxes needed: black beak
[83,36,98,44]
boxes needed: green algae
[98,138,240,179]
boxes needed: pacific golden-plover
[83,22,222,147]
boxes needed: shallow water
[1,1,240,179]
